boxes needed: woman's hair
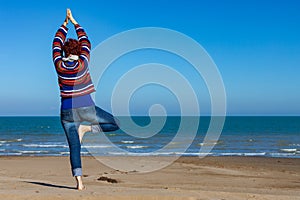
[62,38,81,57]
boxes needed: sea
[0,116,299,158]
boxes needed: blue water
[0,116,299,158]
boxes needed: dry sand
[0,156,299,200]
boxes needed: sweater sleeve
[75,24,91,62]
[52,25,68,67]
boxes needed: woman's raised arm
[52,9,69,68]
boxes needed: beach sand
[0,156,299,200]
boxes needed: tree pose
[52,9,119,190]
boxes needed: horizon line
[0,115,299,117]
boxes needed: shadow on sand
[24,181,76,190]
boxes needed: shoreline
[1,154,300,159]
[0,156,299,199]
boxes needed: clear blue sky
[0,0,299,116]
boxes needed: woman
[52,9,119,190]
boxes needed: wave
[279,149,297,153]
[0,138,22,143]
[198,142,218,146]
[215,152,267,156]
[22,144,112,149]
[126,145,148,149]
[105,152,272,157]
[0,150,299,158]
[22,144,68,148]
[82,145,112,148]
[121,140,134,144]
[268,152,298,157]
[18,150,49,154]
[289,144,300,147]
[0,152,22,156]
[60,151,90,155]
[107,151,298,158]
[107,152,213,156]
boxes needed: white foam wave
[126,145,148,149]
[0,153,22,156]
[269,152,297,157]
[198,142,218,146]
[243,153,266,156]
[18,151,49,154]
[280,149,297,153]
[289,144,300,147]
[82,145,112,148]
[102,151,300,158]
[181,152,213,156]
[0,139,22,143]
[59,151,89,155]
[22,144,68,148]
[217,153,244,156]
[107,152,213,156]
[215,152,266,156]
[121,140,134,144]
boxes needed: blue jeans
[60,106,119,176]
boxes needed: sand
[0,156,299,200]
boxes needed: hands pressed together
[63,8,78,26]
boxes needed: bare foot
[78,125,91,143]
[75,176,85,190]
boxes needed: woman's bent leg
[78,106,119,133]
[93,106,119,132]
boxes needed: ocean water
[0,116,299,158]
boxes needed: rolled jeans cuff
[72,168,82,177]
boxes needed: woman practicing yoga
[52,9,119,190]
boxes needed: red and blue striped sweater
[52,24,95,98]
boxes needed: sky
[0,0,299,116]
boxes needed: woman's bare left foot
[75,176,85,190]
[78,125,91,143]
[77,184,85,190]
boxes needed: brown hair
[62,38,81,57]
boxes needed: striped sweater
[52,24,95,98]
